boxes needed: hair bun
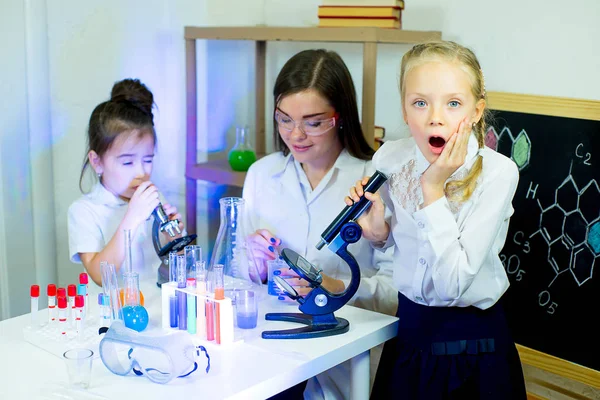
[110,78,154,117]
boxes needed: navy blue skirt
[371,292,526,400]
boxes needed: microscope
[262,171,388,339]
[153,204,197,287]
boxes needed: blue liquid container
[122,305,149,332]
[169,296,178,328]
[237,311,257,329]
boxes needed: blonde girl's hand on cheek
[420,117,472,205]
[247,229,281,282]
[344,176,390,243]
[122,181,160,230]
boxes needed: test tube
[185,245,202,278]
[176,255,187,330]
[75,294,84,338]
[205,273,215,341]
[79,273,89,317]
[47,284,57,324]
[57,296,67,338]
[168,251,178,328]
[196,261,207,338]
[100,294,111,328]
[101,262,123,322]
[123,229,133,274]
[187,278,197,335]
[77,284,87,321]
[67,284,76,327]
[30,285,39,327]
[214,264,224,344]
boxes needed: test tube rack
[23,313,101,359]
[160,281,238,346]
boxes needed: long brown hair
[78,79,156,192]
[400,41,489,201]
[273,49,374,160]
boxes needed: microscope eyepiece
[316,170,388,250]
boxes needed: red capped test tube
[79,273,89,315]
[47,284,57,324]
[30,285,40,327]
[57,296,67,338]
[67,284,77,327]
[75,295,84,337]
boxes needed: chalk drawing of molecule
[485,126,532,171]
[530,164,600,287]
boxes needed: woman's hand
[420,117,472,206]
[344,176,390,243]
[247,229,281,282]
[122,181,160,231]
[276,269,345,302]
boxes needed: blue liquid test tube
[176,255,187,330]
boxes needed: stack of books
[318,0,404,29]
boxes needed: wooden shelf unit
[185,26,442,233]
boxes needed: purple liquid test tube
[176,255,187,330]
[169,296,178,328]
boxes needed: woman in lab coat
[243,49,397,400]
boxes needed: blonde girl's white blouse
[374,135,519,309]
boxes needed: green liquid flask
[228,126,257,172]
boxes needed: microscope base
[262,312,349,339]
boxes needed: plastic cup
[235,290,258,329]
[267,259,287,296]
[63,348,93,389]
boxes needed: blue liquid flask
[122,272,149,332]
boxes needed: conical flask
[228,126,256,172]
[209,197,262,293]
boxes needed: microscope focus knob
[340,222,362,244]
[314,294,328,307]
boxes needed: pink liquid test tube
[47,284,57,324]
[57,296,67,338]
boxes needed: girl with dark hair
[243,49,397,400]
[68,78,185,287]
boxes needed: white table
[0,282,397,400]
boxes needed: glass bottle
[209,197,262,294]
[228,126,257,172]
[121,272,149,332]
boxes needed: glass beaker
[228,126,257,172]
[209,197,262,294]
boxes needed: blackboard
[486,92,600,387]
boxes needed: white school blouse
[67,182,160,291]
[242,149,398,316]
[374,135,519,310]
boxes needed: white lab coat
[243,149,397,399]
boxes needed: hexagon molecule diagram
[536,174,600,287]
[485,127,531,171]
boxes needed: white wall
[0,0,56,319]
[1,0,598,318]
